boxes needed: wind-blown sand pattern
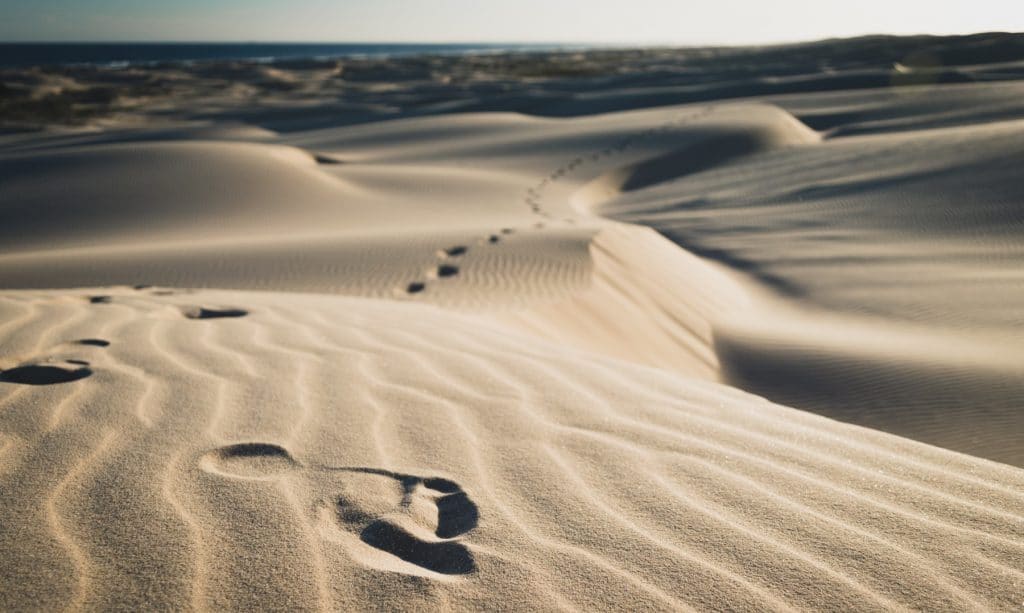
[2,35,1024,610]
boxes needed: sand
[1,35,1023,610]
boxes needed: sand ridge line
[394,106,718,300]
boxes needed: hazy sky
[2,0,1022,45]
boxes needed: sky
[1,0,1022,45]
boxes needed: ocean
[0,42,578,69]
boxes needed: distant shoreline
[0,42,600,69]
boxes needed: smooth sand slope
[2,38,1024,610]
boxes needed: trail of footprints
[1,286,249,387]
[2,113,720,582]
[3,289,481,577]
[397,106,715,297]
[203,442,480,576]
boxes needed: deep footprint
[202,442,298,477]
[441,246,468,257]
[182,306,248,320]
[436,265,459,278]
[88,295,112,304]
[77,339,110,347]
[435,490,479,539]
[314,154,343,165]
[359,519,475,575]
[406,282,426,294]
[0,363,92,385]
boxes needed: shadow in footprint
[202,442,297,478]
[182,306,248,320]
[314,154,343,165]
[0,364,92,385]
[360,520,475,575]
[441,246,468,257]
[487,235,500,244]
[199,444,479,576]
[77,339,110,347]
[341,473,479,575]
[89,296,112,304]
[436,265,459,279]
[406,282,426,294]
[435,490,479,538]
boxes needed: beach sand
[1,35,1023,610]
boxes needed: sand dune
[3,36,1024,610]
[0,288,1022,611]
[594,99,1024,466]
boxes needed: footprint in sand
[77,339,110,347]
[88,295,112,304]
[0,361,93,385]
[405,282,426,295]
[485,235,501,245]
[201,442,479,576]
[435,265,459,279]
[0,337,111,385]
[314,154,343,165]
[439,245,468,258]
[180,306,249,320]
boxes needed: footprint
[200,443,479,576]
[181,306,248,320]
[77,339,110,347]
[341,474,478,575]
[88,295,112,304]
[486,235,500,244]
[314,154,343,165]
[436,265,459,279]
[359,519,474,575]
[500,228,515,235]
[0,362,92,385]
[406,282,426,294]
[439,246,468,258]
[201,442,298,478]
[133,284,152,291]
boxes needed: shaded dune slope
[582,100,1024,468]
